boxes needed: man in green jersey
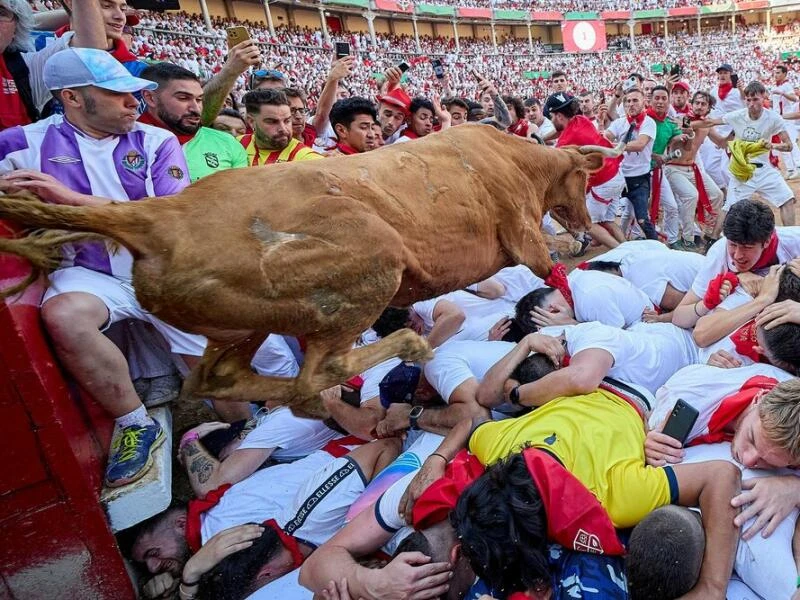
[648,85,691,249]
[139,62,247,182]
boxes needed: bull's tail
[0,193,154,296]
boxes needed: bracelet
[181,577,200,587]
[179,583,198,599]
[179,431,200,452]
[429,452,448,463]
[693,301,703,317]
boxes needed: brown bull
[0,124,603,416]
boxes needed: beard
[157,106,201,135]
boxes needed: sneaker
[143,374,182,407]
[682,240,699,252]
[787,171,800,180]
[668,240,685,250]
[105,420,165,488]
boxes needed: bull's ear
[580,152,605,173]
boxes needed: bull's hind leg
[290,329,434,417]
[180,332,300,404]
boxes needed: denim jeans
[624,173,658,240]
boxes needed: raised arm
[70,0,107,49]
[201,39,261,126]
[312,56,354,133]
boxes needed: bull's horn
[576,142,625,157]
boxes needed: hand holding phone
[398,61,410,73]
[226,26,250,50]
[431,58,445,80]
[661,399,700,445]
[335,42,350,59]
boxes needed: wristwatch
[409,405,424,430]
[510,385,521,406]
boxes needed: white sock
[116,405,152,428]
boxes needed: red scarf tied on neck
[263,518,305,569]
[729,320,768,364]
[751,231,780,271]
[645,107,666,122]
[718,83,733,101]
[544,262,574,308]
[627,111,646,127]
[334,142,359,155]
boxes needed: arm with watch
[375,387,489,438]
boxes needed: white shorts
[43,266,206,356]
[725,164,795,210]
[586,171,626,223]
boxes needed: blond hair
[759,379,800,463]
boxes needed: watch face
[410,406,424,418]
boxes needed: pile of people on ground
[4,0,800,598]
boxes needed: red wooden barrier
[0,223,135,600]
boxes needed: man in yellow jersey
[238,88,323,165]
[401,332,741,600]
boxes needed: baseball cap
[543,92,575,118]
[672,81,691,93]
[377,87,412,113]
[43,48,157,93]
[716,63,734,73]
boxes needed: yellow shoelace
[116,428,144,463]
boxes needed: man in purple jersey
[0,48,207,487]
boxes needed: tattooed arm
[180,436,273,498]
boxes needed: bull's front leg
[497,219,554,279]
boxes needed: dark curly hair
[450,452,549,594]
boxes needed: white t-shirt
[424,340,514,403]
[696,288,754,364]
[246,569,310,600]
[494,265,546,303]
[201,450,333,544]
[710,86,745,137]
[566,321,699,394]
[411,294,498,344]
[620,250,705,307]
[568,269,654,328]
[237,406,339,461]
[723,108,786,164]
[649,362,794,439]
[251,335,300,378]
[536,117,556,139]
[591,240,669,264]
[771,81,799,119]
[607,114,657,177]
[690,228,800,297]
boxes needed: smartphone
[431,58,445,79]
[731,73,739,87]
[335,42,350,59]
[670,63,682,77]
[226,26,250,49]
[599,91,606,105]
[682,115,691,129]
[661,399,700,445]
[398,61,410,73]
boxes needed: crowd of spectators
[127,10,800,110]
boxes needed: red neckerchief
[334,142,360,155]
[403,129,420,140]
[688,375,778,446]
[645,107,667,122]
[523,448,625,555]
[751,232,780,271]
[729,320,768,364]
[627,111,646,127]
[109,38,140,63]
[673,104,691,115]
[412,449,486,529]
[138,110,196,145]
[185,484,233,553]
[544,263,574,309]
[718,83,733,101]
[263,519,305,569]
[509,119,529,138]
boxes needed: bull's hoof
[399,332,434,363]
